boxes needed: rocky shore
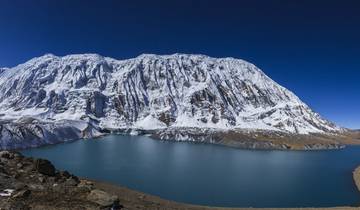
[0,151,121,210]
[118,127,357,150]
[1,150,360,210]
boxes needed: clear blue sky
[0,0,359,128]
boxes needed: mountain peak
[135,53,243,61]
[62,53,104,60]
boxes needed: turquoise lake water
[22,135,360,208]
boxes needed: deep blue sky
[0,0,359,128]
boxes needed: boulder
[64,177,79,186]
[0,151,13,159]
[16,163,23,169]
[59,170,71,178]
[12,189,31,199]
[87,189,119,207]
[28,184,45,191]
[78,180,95,191]
[34,159,55,176]
[38,176,45,183]
[111,200,123,210]
[13,182,26,190]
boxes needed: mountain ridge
[0,53,348,150]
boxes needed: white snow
[0,189,14,197]
[0,53,341,135]
[134,114,167,130]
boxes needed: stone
[87,189,119,207]
[52,183,66,194]
[13,182,26,190]
[60,170,71,178]
[13,173,21,179]
[78,180,95,190]
[28,184,45,191]
[0,151,13,159]
[111,200,124,210]
[70,175,80,183]
[73,184,91,194]
[47,177,56,183]
[38,176,45,183]
[0,165,8,174]
[34,159,55,176]
[64,177,79,186]
[84,180,93,186]
[16,163,23,169]
[12,189,31,199]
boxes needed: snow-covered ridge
[0,53,340,134]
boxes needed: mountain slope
[0,53,343,149]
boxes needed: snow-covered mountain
[0,53,340,137]
[0,67,8,76]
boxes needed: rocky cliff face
[0,118,103,150]
[0,53,342,149]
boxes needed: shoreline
[2,116,360,151]
[120,128,352,151]
[89,173,360,210]
[12,129,359,152]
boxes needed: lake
[21,135,360,208]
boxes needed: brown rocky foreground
[0,151,359,210]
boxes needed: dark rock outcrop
[0,151,122,210]
[34,159,55,176]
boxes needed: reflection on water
[22,135,360,208]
